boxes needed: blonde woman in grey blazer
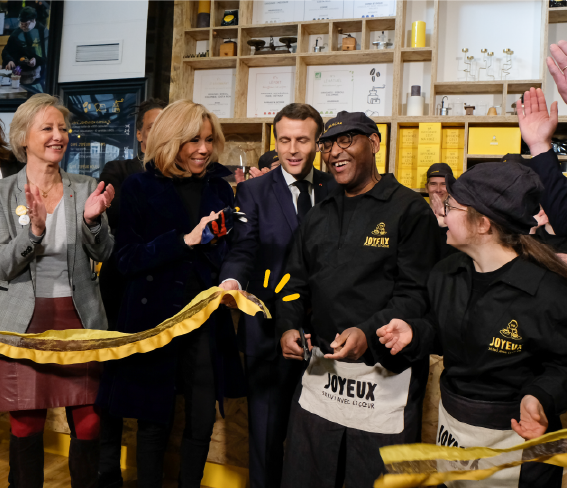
[0,94,115,488]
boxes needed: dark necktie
[294,180,312,222]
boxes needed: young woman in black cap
[376,162,567,487]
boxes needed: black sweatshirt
[401,253,567,418]
[276,174,439,372]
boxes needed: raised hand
[511,395,548,440]
[517,88,558,157]
[376,319,413,355]
[547,41,567,104]
[84,182,115,226]
[324,327,368,361]
[249,167,270,179]
[184,210,221,247]
[24,183,47,236]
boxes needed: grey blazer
[0,167,114,333]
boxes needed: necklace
[28,177,61,198]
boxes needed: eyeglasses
[444,198,466,217]
[318,132,368,154]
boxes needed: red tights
[9,404,100,440]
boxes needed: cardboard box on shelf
[376,124,388,145]
[399,147,417,169]
[314,152,321,170]
[375,147,387,173]
[442,128,465,149]
[397,169,414,188]
[468,127,521,155]
[441,148,464,173]
[400,128,419,147]
[419,123,442,146]
[418,145,442,167]
[415,166,430,189]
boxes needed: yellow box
[313,152,321,170]
[468,127,521,155]
[375,147,387,173]
[399,147,417,169]
[419,123,442,146]
[415,166,430,189]
[397,169,414,188]
[400,128,419,147]
[442,129,465,149]
[376,124,388,145]
[418,145,441,167]
[442,149,464,172]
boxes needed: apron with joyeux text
[298,347,411,434]
[436,384,524,488]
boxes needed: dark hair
[19,7,37,22]
[136,98,167,132]
[466,207,567,280]
[273,103,324,140]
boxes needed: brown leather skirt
[0,297,101,412]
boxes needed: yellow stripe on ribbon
[0,288,270,365]
[374,429,567,488]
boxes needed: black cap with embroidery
[258,149,279,170]
[446,162,543,235]
[427,163,453,179]
[501,153,528,165]
[320,111,381,141]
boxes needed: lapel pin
[319,183,323,186]
[19,215,30,225]
[15,205,27,216]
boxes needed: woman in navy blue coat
[97,101,244,488]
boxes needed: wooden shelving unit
[170,0,564,188]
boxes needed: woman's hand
[511,395,549,440]
[324,327,368,361]
[24,183,47,236]
[84,182,115,226]
[547,41,567,104]
[517,88,558,158]
[376,319,413,355]
[184,211,221,247]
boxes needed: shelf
[299,49,394,65]
[396,116,519,125]
[185,28,211,40]
[365,17,397,31]
[401,47,432,62]
[240,54,297,67]
[549,7,567,23]
[183,57,237,69]
[433,80,542,95]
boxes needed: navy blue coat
[219,166,336,359]
[97,161,245,422]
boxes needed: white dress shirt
[281,165,315,210]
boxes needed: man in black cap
[219,103,336,488]
[276,111,439,488]
[425,162,459,259]
[2,6,48,92]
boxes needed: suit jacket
[0,167,114,333]
[0,153,25,178]
[220,165,337,359]
[529,149,567,236]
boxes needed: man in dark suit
[219,103,336,488]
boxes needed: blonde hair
[10,93,70,163]
[144,100,225,178]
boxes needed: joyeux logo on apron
[298,347,411,434]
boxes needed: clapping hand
[376,319,413,355]
[184,210,221,247]
[24,184,47,236]
[517,88,558,157]
[84,182,115,226]
[511,395,548,440]
[547,41,567,104]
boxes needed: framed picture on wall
[59,78,147,179]
[0,1,64,110]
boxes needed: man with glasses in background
[276,111,439,488]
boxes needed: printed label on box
[419,123,442,146]
[418,145,441,166]
[400,129,419,147]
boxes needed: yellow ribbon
[374,429,567,488]
[0,288,269,365]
